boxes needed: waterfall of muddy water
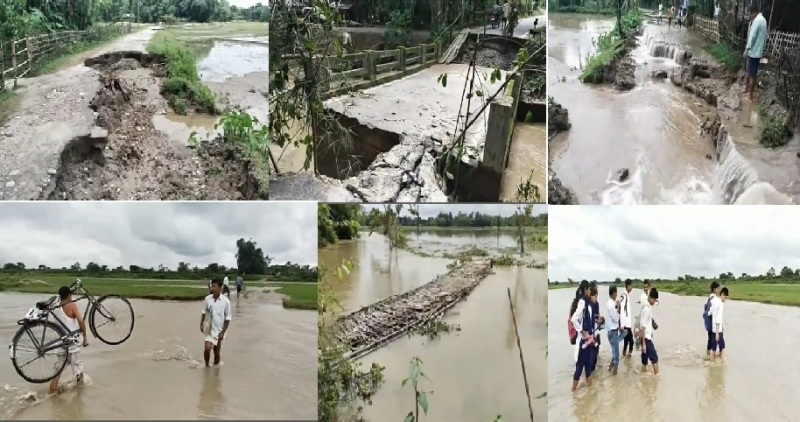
[152,41,268,147]
[320,232,547,421]
[0,293,316,420]
[548,286,800,421]
[548,16,777,204]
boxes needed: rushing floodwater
[549,15,727,204]
[0,293,316,420]
[548,285,800,421]
[320,232,548,422]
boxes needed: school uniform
[706,293,718,351]
[711,298,725,351]
[570,297,596,381]
[620,291,634,354]
[606,298,621,366]
[590,299,601,371]
[640,302,659,366]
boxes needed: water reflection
[321,231,548,421]
[197,368,226,419]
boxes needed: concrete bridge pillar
[435,42,442,59]
[483,74,523,175]
[420,45,427,65]
[362,50,377,82]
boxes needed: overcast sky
[0,202,316,269]
[549,206,800,281]
[362,204,547,218]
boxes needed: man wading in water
[236,273,244,298]
[201,279,231,367]
[50,286,89,394]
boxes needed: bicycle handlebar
[69,279,82,290]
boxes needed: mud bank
[46,51,267,200]
[547,98,577,204]
[669,58,798,203]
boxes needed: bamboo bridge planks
[335,259,493,361]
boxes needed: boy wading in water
[704,281,722,360]
[710,287,728,362]
[620,280,635,358]
[571,283,598,392]
[606,286,622,375]
[201,279,231,367]
[640,288,660,375]
[50,286,89,394]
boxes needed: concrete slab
[324,63,509,164]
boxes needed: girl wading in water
[569,280,597,391]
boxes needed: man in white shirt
[222,275,231,296]
[502,1,510,30]
[620,280,635,358]
[710,287,728,362]
[200,279,232,367]
[640,288,660,375]
[606,286,622,375]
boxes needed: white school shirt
[606,298,620,330]
[711,298,724,334]
[640,303,654,340]
[570,298,591,333]
[619,291,633,328]
[202,294,232,337]
[223,276,230,286]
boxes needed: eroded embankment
[547,99,577,204]
[47,51,267,200]
[669,58,797,204]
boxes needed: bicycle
[7,279,135,384]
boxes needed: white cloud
[549,205,800,281]
[0,202,317,269]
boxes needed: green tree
[235,238,270,275]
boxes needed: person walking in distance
[620,280,635,358]
[606,286,622,375]
[50,286,89,394]
[743,5,767,103]
[704,281,722,361]
[235,273,244,298]
[201,279,231,367]
[222,275,231,297]
[640,288,660,375]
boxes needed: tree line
[0,238,318,282]
[549,266,800,285]
[0,0,268,43]
[394,210,547,228]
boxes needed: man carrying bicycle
[200,279,231,367]
[50,285,89,394]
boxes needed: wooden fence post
[26,38,32,75]
[11,40,17,89]
[0,40,5,92]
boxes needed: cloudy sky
[0,202,316,269]
[363,204,547,218]
[549,206,800,281]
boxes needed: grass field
[165,21,268,39]
[405,226,547,233]
[0,275,319,310]
[548,282,800,307]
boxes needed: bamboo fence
[1,23,129,92]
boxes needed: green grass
[0,275,268,301]
[580,9,644,83]
[148,31,217,114]
[549,282,800,307]
[403,226,547,233]
[273,282,319,310]
[703,43,743,74]
[165,21,268,38]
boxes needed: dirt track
[0,28,266,200]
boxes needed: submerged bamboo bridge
[336,260,493,360]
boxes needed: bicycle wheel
[10,320,69,384]
[90,295,135,346]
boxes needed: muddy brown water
[549,15,724,204]
[152,40,268,147]
[548,285,800,421]
[0,293,316,420]
[501,122,547,201]
[320,232,547,421]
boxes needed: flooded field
[548,285,800,421]
[0,293,316,420]
[321,231,547,421]
[153,40,268,146]
[549,15,724,204]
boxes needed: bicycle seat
[35,296,57,310]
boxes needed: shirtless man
[200,279,231,366]
[50,286,89,394]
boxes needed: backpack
[703,297,713,332]
[568,313,578,345]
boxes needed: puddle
[152,113,220,145]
